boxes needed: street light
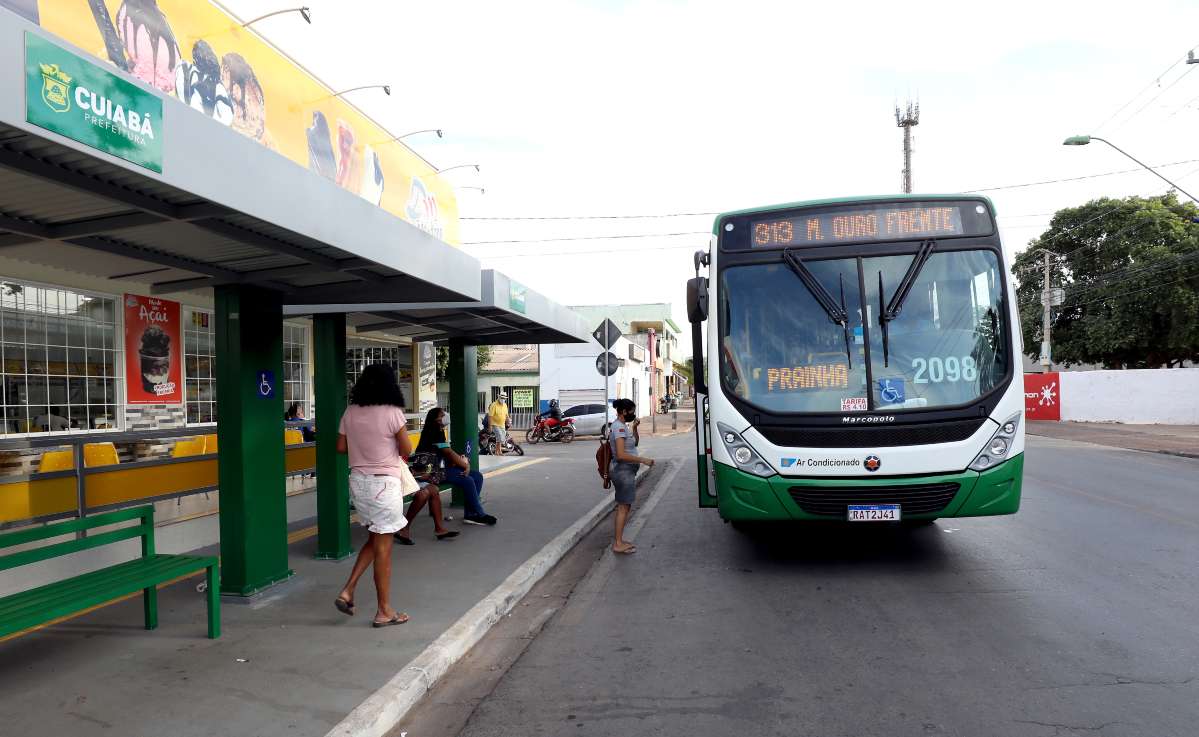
[1062,135,1199,203]
[381,129,443,144]
[435,164,480,175]
[242,6,311,26]
[332,84,391,98]
[457,186,486,194]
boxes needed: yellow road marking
[2,460,545,643]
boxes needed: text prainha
[76,88,155,145]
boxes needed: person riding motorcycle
[538,399,563,428]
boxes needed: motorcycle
[479,423,524,456]
[526,416,576,444]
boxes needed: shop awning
[286,270,591,345]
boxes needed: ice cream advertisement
[4,0,458,244]
[123,293,181,404]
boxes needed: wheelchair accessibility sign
[878,378,905,405]
[257,370,275,399]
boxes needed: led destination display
[750,203,980,248]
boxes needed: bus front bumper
[713,454,1023,521]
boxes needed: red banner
[1024,372,1060,421]
[124,294,182,404]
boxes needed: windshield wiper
[782,249,852,368]
[877,239,936,367]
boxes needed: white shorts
[349,472,409,535]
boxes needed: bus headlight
[969,412,1021,472]
[717,422,774,478]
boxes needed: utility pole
[895,100,920,193]
[1037,249,1058,371]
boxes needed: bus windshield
[719,248,1009,414]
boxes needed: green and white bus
[686,195,1024,524]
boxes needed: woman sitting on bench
[396,407,496,545]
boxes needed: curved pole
[385,129,443,143]
[242,7,311,26]
[436,164,480,175]
[332,84,391,97]
[1090,136,1199,204]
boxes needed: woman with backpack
[607,398,654,554]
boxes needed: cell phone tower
[895,100,920,193]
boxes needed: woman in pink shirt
[335,365,415,627]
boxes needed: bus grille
[787,482,961,517]
[759,419,985,448]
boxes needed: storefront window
[345,345,404,393]
[283,323,311,418]
[184,309,216,424]
[0,282,119,435]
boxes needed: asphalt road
[438,433,1199,737]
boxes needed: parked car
[561,403,617,437]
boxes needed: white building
[538,334,653,418]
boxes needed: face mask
[439,416,449,428]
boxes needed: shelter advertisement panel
[415,342,437,414]
[24,31,163,171]
[5,0,459,243]
[124,293,182,404]
[1024,372,1060,421]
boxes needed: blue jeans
[445,467,486,517]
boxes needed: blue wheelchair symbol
[878,378,904,404]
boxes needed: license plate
[847,504,901,522]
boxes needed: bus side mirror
[687,277,708,323]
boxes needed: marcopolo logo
[40,63,72,113]
[863,455,881,472]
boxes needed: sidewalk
[0,446,624,737]
[1027,421,1199,459]
[638,407,697,437]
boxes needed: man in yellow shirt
[487,393,510,455]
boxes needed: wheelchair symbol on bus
[257,369,275,399]
[878,379,904,405]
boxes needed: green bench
[0,506,220,640]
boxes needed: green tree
[674,357,694,384]
[1013,194,1199,369]
[435,344,493,379]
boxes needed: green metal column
[314,313,351,560]
[447,340,478,506]
[214,285,292,596]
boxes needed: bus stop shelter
[0,17,588,598]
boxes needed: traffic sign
[592,319,621,350]
[596,351,619,376]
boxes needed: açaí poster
[124,293,182,404]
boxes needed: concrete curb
[324,464,651,737]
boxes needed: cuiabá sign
[24,32,163,173]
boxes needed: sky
[224,0,1199,354]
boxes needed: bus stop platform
[0,447,619,737]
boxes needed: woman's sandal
[613,544,637,555]
[435,530,460,540]
[372,612,410,628]
[334,597,355,616]
[394,535,415,546]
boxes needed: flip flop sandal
[372,613,409,628]
[436,531,460,540]
[394,535,415,546]
[614,545,637,555]
[334,598,355,616]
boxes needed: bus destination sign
[751,204,968,249]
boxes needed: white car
[560,403,617,437]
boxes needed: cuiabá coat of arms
[40,63,72,113]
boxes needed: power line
[963,158,1199,193]
[461,231,709,245]
[465,243,700,259]
[462,211,719,221]
[1094,47,1195,132]
[1114,64,1199,130]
